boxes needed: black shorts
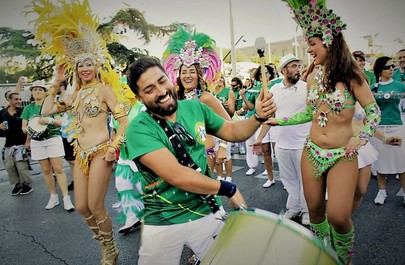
[62,137,75,161]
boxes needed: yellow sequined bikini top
[72,82,109,118]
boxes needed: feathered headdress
[26,0,135,105]
[282,0,347,47]
[162,27,221,86]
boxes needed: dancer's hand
[263,118,278,126]
[345,136,366,157]
[103,147,117,162]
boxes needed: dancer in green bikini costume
[268,1,382,264]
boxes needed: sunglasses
[383,64,395,70]
[173,122,196,146]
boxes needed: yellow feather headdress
[27,0,135,105]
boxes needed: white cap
[279,54,301,69]
[29,80,47,91]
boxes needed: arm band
[276,105,313,126]
[217,180,237,198]
[358,102,381,142]
[112,103,128,120]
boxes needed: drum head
[28,116,48,140]
[201,209,338,265]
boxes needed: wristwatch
[254,112,268,123]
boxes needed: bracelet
[217,180,237,198]
[254,112,267,123]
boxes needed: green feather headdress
[282,0,346,46]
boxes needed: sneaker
[246,168,256,176]
[45,194,60,210]
[262,179,275,188]
[261,170,268,176]
[225,176,232,182]
[63,195,75,212]
[20,183,33,195]
[301,212,310,225]
[283,209,300,219]
[11,183,23,196]
[68,181,74,191]
[374,190,387,205]
[216,176,225,181]
[119,218,141,234]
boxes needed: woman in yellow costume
[28,1,130,264]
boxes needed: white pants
[138,214,224,265]
[245,128,259,169]
[275,147,308,213]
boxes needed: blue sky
[1,0,404,58]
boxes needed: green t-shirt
[126,100,225,225]
[214,87,231,106]
[269,77,283,89]
[364,70,376,88]
[393,68,405,83]
[374,80,405,125]
[21,103,61,139]
[233,89,243,111]
[245,81,275,117]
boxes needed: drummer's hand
[103,147,116,162]
[229,189,247,210]
[38,117,49,125]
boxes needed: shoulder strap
[145,110,220,213]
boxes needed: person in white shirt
[255,54,310,225]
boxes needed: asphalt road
[0,156,404,265]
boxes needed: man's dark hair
[398,49,405,53]
[127,56,165,95]
[231,77,243,89]
[254,64,276,82]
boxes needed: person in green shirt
[353,50,376,88]
[393,49,405,83]
[126,56,276,265]
[212,77,235,182]
[21,80,74,212]
[371,56,405,207]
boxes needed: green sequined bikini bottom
[304,138,356,178]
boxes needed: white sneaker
[225,176,233,182]
[262,179,275,188]
[63,195,75,212]
[246,168,256,176]
[45,194,60,210]
[217,176,225,181]
[283,209,300,219]
[261,170,268,176]
[374,190,387,205]
[301,212,310,225]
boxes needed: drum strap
[145,110,220,214]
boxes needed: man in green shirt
[126,57,276,265]
[393,49,405,83]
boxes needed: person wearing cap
[0,79,33,196]
[255,54,311,225]
[353,50,376,88]
[21,80,74,212]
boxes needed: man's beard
[146,90,178,117]
[287,73,301,84]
